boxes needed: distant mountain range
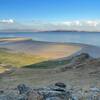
[0,29,100,33]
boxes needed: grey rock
[17,84,30,94]
[55,82,66,88]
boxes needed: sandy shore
[0,38,82,59]
[0,37,100,59]
[0,37,32,42]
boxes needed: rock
[79,53,90,59]
[0,83,100,100]
[17,94,27,100]
[48,82,66,92]
[36,86,68,100]
[75,53,90,60]
[90,87,100,92]
[27,90,43,100]
[0,90,4,94]
[55,82,66,88]
[0,92,19,100]
[59,53,93,72]
[71,53,91,64]
[17,84,30,94]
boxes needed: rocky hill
[0,53,100,100]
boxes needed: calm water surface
[0,32,100,47]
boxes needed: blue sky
[0,0,100,31]
[0,0,100,21]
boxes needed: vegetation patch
[0,49,46,68]
[24,59,71,69]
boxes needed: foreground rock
[0,82,100,100]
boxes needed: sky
[0,0,100,31]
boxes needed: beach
[0,38,82,59]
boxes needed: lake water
[0,32,100,47]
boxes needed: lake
[0,32,100,47]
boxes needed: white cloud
[61,21,72,26]
[66,21,81,26]
[85,21,99,26]
[50,20,83,27]
[0,19,14,24]
[50,20,100,27]
[74,21,81,26]
[0,19,100,32]
[40,20,100,31]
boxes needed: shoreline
[0,37,82,59]
[0,37,100,58]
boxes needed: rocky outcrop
[58,53,95,72]
[0,82,100,100]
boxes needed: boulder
[17,84,30,94]
[55,82,66,88]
